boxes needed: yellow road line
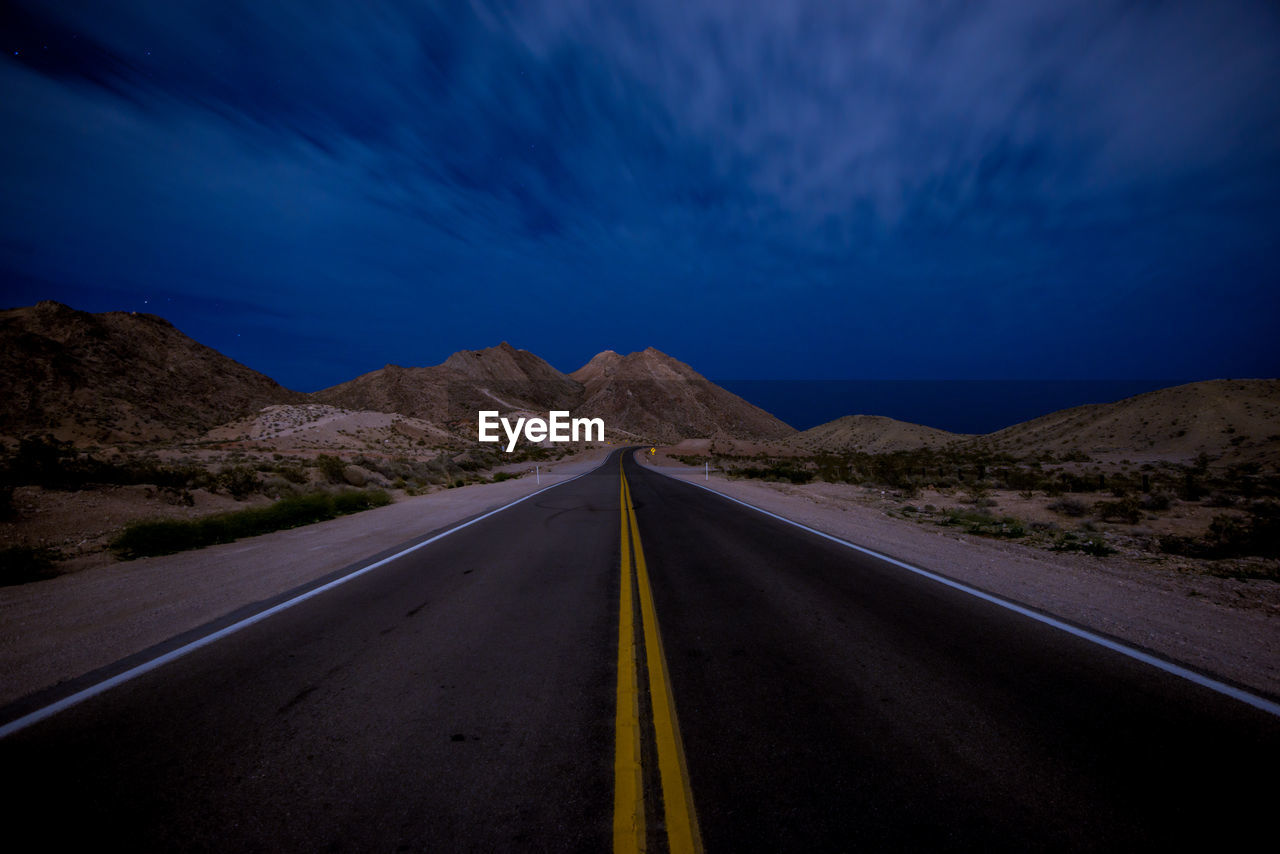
[614,463,645,853]
[623,467,704,854]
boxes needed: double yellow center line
[615,458,703,854]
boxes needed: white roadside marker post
[536,464,540,485]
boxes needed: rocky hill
[310,342,583,426]
[792,415,967,454]
[0,301,300,444]
[308,364,456,423]
[571,348,796,443]
[443,342,582,412]
[1,302,800,447]
[794,379,1280,465]
[974,379,1280,465]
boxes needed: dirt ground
[1,484,272,569]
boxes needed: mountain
[442,342,582,411]
[0,302,799,447]
[0,301,300,444]
[974,379,1280,464]
[792,415,967,453]
[570,348,796,443]
[794,379,1280,465]
[317,345,793,443]
[308,364,455,423]
[311,342,582,425]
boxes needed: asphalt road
[2,449,1276,851]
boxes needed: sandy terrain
[638,453,1279,699]
[203,403,456,452]
[0,448,611,709]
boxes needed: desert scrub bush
[216,465,259,499]
[3,435,70,486]
[315,454,346,483]
[491,471,519,483]
[938,509,1026,538]
[332,488,390,514]
[963,485,997,507]
[509,445,550,463]
[995,467,1042,493]
[1048,497,1088,518]
[260,475,300,498]
[1093,497,1142,524]
[1141,492,1173,512]
[272,463,308,484]
[732,464,814,484]
[0,545,59,586]
[2,436,205,491]
[1158,502,1280,559]
[1050,533,1116,556]
[111,488,392,559]
[353,455,399,482]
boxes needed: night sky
[2,1,1278,392]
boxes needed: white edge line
[640,458,1280,718]
[0,457,611,739]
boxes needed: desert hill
[310,342,582,427]
[571,348,795,443]
[309,364,453,423]
[792,415,968,454]
[974,379,1280,464]
[794,379,1279,466]
[0,302,797,447]
[315,344,794,443]
[443,342,582,411]
[0,301,300,444]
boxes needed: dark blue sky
[2,1,1278,391]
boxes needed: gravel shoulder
[639,456,1280,700]
[0,449,611,709]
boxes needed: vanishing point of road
[2,450,1276,851]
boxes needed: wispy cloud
[2,0,1277,384]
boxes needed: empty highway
[1,450,1276,851]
